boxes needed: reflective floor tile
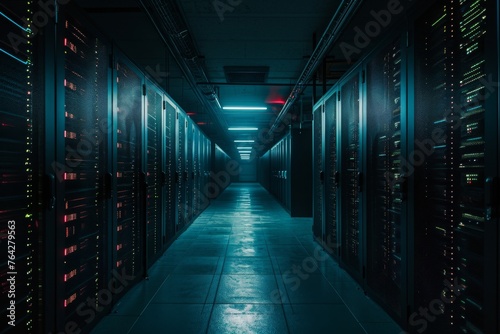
[222,256,274,275]
[216,275,279,304]
[152,274,215,303]
[208,304,288,334]
[129,304,212,334]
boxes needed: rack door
[365,36,406,319]
[113,53,144,295]
[55,13,112,330]
[324,92,339,255]
[412,0,498,331]
[145,81,163,266]
[164,98,176,243]
[340,72,363,278]
[312,104,324,240]
[176,112,187,229]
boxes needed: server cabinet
[258,152,271,190]
[324,92,339,255]
[204,135,211,195]
[412,0,498,332]
[192,127,200,219]
[145,80,163,266]
[0,2,39,332]
[340,71,363,279]
[113,52,145,295]
[164,98,176,243]
[185,121,193,223]
[176,111,187,229]
[365,36,407,320]
[285,135,292,210]
[312,104,325,239]
[53,12,113,331]
[199,134,206,199]
[289,128,313,217]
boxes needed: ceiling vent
[224,66,269,84]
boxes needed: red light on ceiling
[186,112,196,116]
[266,87,285,105]
[197,122,207,125]
[266,100,285,105]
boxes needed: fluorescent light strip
[238,151,252,154]
[228,127,258,131]
[237,147,252,150]
[223,107,267,110]
[234,140,255,143]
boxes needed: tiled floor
[91,183,403,334]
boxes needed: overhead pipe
[268,0,363,135]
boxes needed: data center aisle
[91,183,402,334]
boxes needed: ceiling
[73,0,414,159]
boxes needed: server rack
[176,111,187,229]
[164,97,177,244]
[312,89,339,253]
[289,129,313,217]
[285,135,292,210]
[112,51,145,294]
[315,90,341,256]
[312,103,324,239]
[54,10,113,331]
[411,0,498,332]
[258,152,271,190]
[201,135,211,199]
[339,70,363,281]
[0,2,38,332]
[145,79,164,266]
[186,120,194,223]
[364,35,407,320]
[192,125,200,219]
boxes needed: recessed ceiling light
[237,147,252,150]
[234,140,255,143]
[228,127,258,131]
